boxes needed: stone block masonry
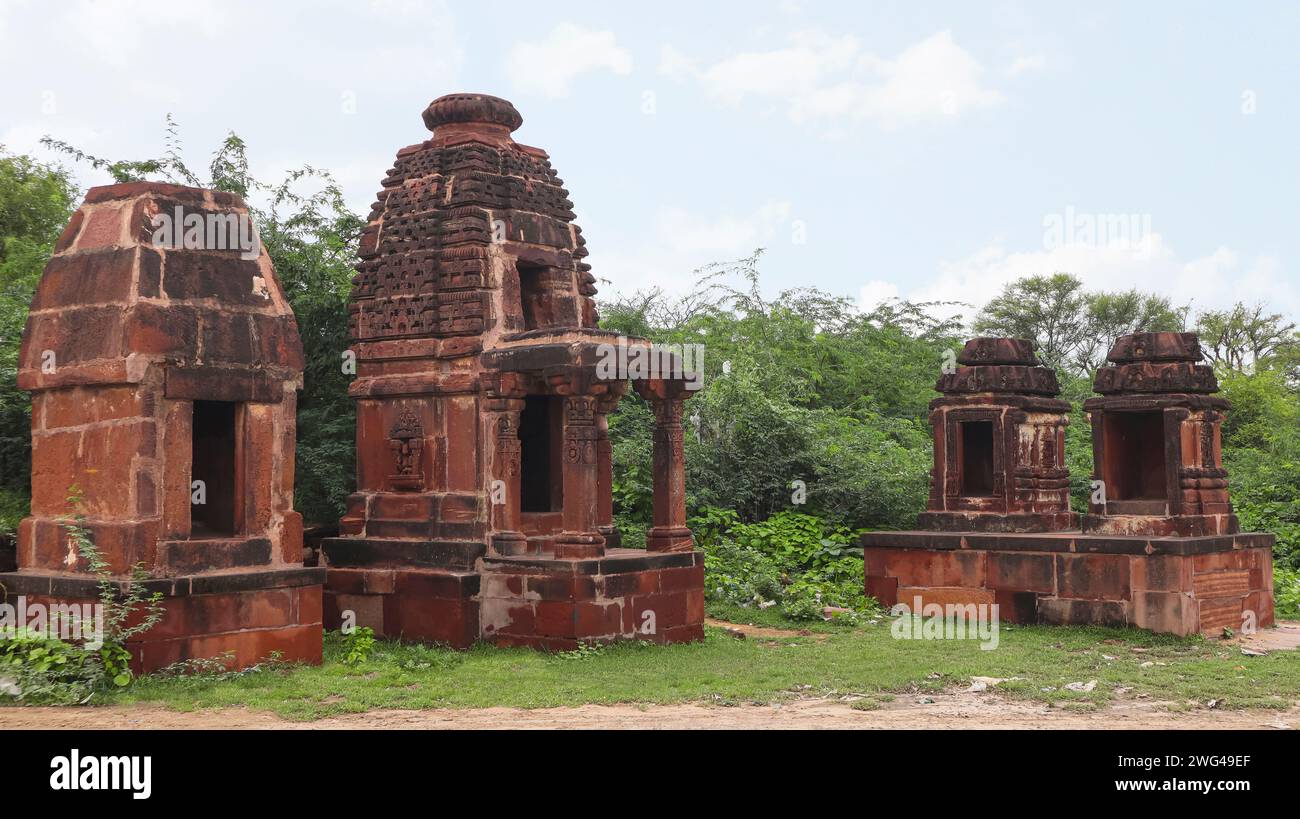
[1,182,323,672]
[864,531,1273,637]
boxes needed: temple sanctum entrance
[190,400,240,537]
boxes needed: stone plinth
[479,549,704,650]
[863,531,1273,637]
[1,182,323,671]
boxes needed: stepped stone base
[480,549,704,650]
[861,530,1274,637]
[0,567,325,672]
[323,566,481,648]
[320,544,705,651]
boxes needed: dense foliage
[0,150,78,531]
[602,267,1300,617]
[1,134,1297,621]
[600,252,953,552]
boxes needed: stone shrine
[917,338,1077,533]
[320,93,705,649]
[863,333,1274,636]
[0,183,324,671]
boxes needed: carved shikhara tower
[321,94,704,649]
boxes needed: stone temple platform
[863,335,1274,637]
[864,530,1273,635]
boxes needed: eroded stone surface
[3,183,321,671]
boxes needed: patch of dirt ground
[2,695,1297,730]
[703,617,827,641]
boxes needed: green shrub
[1,489,164,703]
[0,628,99,703]
[341,626,376,666]
[693,507,878,622]
[1275,567,1300,619]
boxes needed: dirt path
[2,695,1296,730]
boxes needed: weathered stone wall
[865,533,1273,636]
[17,182,305,574]
[3,182,322,671]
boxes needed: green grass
[100,616,1300,720]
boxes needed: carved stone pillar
[554,393,605,559]
[595,395,619,548]
[487,397,526,554]
[636,379,695,552]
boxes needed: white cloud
[1007,54,1047,76]
[858,280,901,310]
[62,0,228,68]
[657,200,792,256]
[587,200,793,297]
[505,23,633,99]
[310,1,463,91]
[860,234,1297,325]
[669,29,1005,129]
[658,44,696,79]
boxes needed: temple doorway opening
[1102,410,1166,503]
[960,420,995,496]
[519,395,562,514]
[192,400,239,537]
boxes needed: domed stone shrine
[1082,332,1236,536]
[916,338,1077,533]
[863,333,1274,637]
[0,182,324,671]
[320,94,704,649]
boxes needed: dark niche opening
[519,395,563,513]
[517,261,547,331]
[1103,410,1167,501]
[959,420,996,496]
[191,400,239,537]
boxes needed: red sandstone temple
[863,334,1274,636]
[0,183,324,671]
[319,93,704,649]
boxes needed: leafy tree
[601,253,949,532]
[1196,302,1299,378]
[1219,369,1300,568]
[0,149,79,532]
[974,273,1184,377]
[973,273,1090,372]
[1076,289,1186,373]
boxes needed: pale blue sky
[2,0,1297,322]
